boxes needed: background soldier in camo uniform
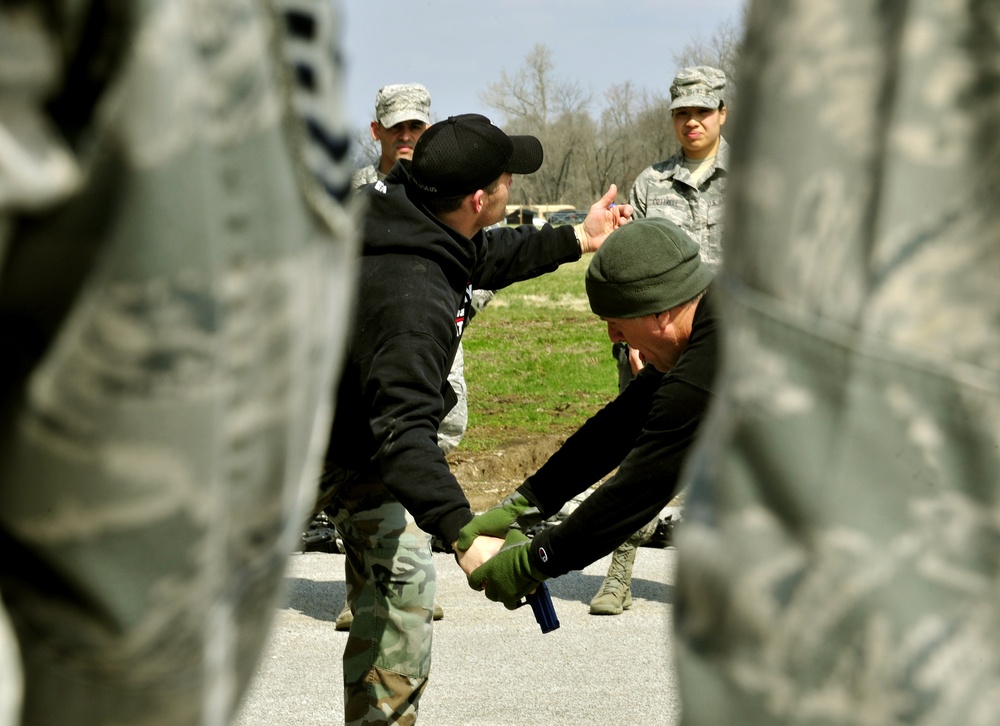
[675,1,1000,724]
[628,66,729,270]
[590,66,731,617]
[339,83,446,632]
[0,2,355,724]
[351,83,432,189]
[349,84,494,454]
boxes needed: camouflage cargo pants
[322,469,437,726]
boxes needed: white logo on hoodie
[455,282,473,336]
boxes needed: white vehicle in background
[504,204,577,228]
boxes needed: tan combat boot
[589,519,658,615]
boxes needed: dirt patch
[447,433,567,512]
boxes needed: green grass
[460,257,620,452]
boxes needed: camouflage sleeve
[436,342,468,455]
[0,2,356,724]
[351,164,378,189]
[675,2,1000,724]
[627,166,650,218]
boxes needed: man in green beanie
[456,217,718,609]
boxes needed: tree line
[353,11,745,211]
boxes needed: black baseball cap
[411,114,544,198]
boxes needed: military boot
[335,600,443,631]
[589,518,658,615]
[334,601,353,631]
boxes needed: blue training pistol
[522,581,560,633]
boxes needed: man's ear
[369,121,380,141]
[471,189,486,215]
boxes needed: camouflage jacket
[627,137,729,270]
[351,163,379,188]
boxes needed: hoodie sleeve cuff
[517,477,564,520]
[438,508,475,550]
[527,525,565,578]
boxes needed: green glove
[468,529,547,610]
[456,492,540,551]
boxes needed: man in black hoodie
[321,113,630,725]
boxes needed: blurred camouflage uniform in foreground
[0,1,355,724]
[675,1,1000,724]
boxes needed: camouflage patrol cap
[375,83,431,128]
[669,66,726,110]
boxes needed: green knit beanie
[586,218,714,318]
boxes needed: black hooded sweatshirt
[519,287,719,577]
[326,160,582,546]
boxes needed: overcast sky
[340,0,746,134]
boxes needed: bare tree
[579,82,646,201]
[480,44,588,126]
[674,19,743,81]
[350,127,378,170]
[672,4,749,105]
[475,8,748,210]
[480,43,593,207]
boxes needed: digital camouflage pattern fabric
[674,1,1000,724]
[374,83,431,129]
[0,1,355,724]
[669,66,726,111]
[627,138,729,272]
[352,164,380,188]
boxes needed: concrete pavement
[234,535,681,725]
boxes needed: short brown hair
[421,176,502,217]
